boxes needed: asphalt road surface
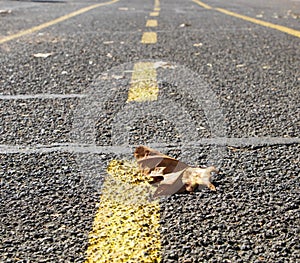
[0,0,299,262]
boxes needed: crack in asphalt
[0,93,87,100]
[0,137,299,154]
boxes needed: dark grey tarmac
[0,0,299,262]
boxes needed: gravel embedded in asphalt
[160,144,300,263]
[1,145,299,262]
[0,152,115,263]
[0,0,299,261]
[0,99,77,145]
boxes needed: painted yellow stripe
[192,0,300,38]
[154,7,161,11]
[146,19,158,27]
[155,0,160,8]
[0,0,119,44]
[127,62,159,102]
[216,8,300,38]
[192,0,212,9]
[85,160,161,263]
[141,32,157,44]
[150,12,159,17]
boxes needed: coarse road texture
[0,0,299,262]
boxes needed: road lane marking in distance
[155,0,160,8]
[146,20,158,27]
[150,12,159,17]
[192,0,212,9]
[127,62,159,101]
[0,0,120,44]
[85,160,161,263]
[141,32,158,44]
[154,7,161,11]
[192,0,300,38]
[216,8,300,38]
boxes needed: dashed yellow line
[142,0,160,44]
[0,0,120,44]
[141,32,158,44]
[150,12,159,17]
[154,0,160,8]
[146,19,158,27]
[85,0,161,262]
[127,62,159,101]
[85,61,161,261]
[192,0,300,38]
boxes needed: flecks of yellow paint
[85,160,161,263]
[107,160,154,185]
[146,19,158,27]
[127,62,159,102]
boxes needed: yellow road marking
[192,0,300,38]
[86,4,161,262]
[85,160,161,263]
[141,32,158,44]
[155,0,160,8]
[154,7,161,11]
[216,8,300,38]
[146,19,158,27]
[150,12,159,17]
[0,0,120,44]
[127,62,159,101]
[192,0,212,9]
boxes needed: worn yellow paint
[150,12,159,17]
[0,0,120,44]
[85,160,161,263]
[141,32,157,44]
[154,7,161,11]
[85,3,162,262]
[192,0,212,9]
[192,0,300,38]
[146,19,158,27]
[127,62,159,102]
[216,8,300,38]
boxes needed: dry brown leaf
[134,146,218,197]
